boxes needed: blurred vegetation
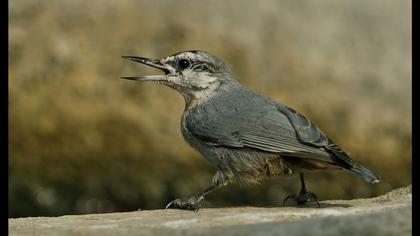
[9,0,411,217]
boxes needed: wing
[274,102,354,165]
[185,102,335,163]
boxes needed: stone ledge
[9,185,412,236]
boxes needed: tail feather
[350,164,380,183]
[327,148,380,184]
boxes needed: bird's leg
[165,182,224,212]
[283,172,320,208]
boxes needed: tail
[327,148,380,184]
[350,164,380,183]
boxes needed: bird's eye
[177,59,190,70]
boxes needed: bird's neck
[182,79,240,110]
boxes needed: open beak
[121,56,171,81]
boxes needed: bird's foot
[283,191,320,208]
[165,196,205,212]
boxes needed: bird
[121,50,380,211]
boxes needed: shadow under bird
[121,50,380,211]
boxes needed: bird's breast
[180,110,221,165]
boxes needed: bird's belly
[214,147,294,184]
[181,112,295,182]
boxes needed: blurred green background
[9,0,411,217]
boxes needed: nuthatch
[122,50,380,211]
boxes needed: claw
[165,201,174,209]
[306,192,320,208]
[283,172,320,208]
[165,198,181,209]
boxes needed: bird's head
[122,50,236,106]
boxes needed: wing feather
[184,87,355,167]
[185,107,334,163]
[274,103,354,165]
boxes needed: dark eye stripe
[191,61,215,73]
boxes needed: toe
[187,196,205,211]
[165,196,205,211]
[283,193,297,206]
[307,192,320,208]
[165,199,182,209]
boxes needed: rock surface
[9,186,412,236]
